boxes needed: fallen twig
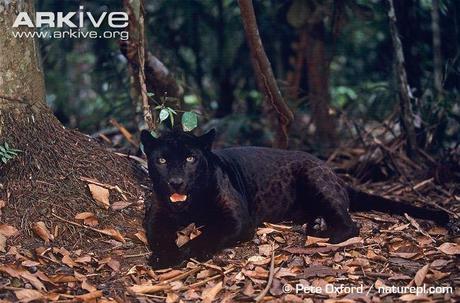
[51,213,125,243]
[185,266,236,289]
[254,243,275,302]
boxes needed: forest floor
[0,146,459,303]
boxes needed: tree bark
[238,0,294,149]
[123,0,156,130]
[0,0,46,117]
[387,0,418,156]
[305,22,336,145]
[0,0,141,239]
[394,0,422,97]
[431,0,443,99]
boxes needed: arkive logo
[12,6,128,28]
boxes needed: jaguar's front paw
[447,218,460,235]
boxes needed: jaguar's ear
[197,129,216,150]
[140,130,159,154]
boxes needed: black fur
[141,129,450,268]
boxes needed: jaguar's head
[141,129,216,211]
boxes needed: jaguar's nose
[168,177,184,190]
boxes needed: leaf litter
[0,174,459,302]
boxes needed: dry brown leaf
[305,236,329,246]
[75,255,92,263]
[388,274,412,281]
[49,274,79,283]
[111,201,132,210]
[75,212,99,226]
[320,236,363,248]
[134,231,148,244]
[62,255,77,268]
[201,281,223,303]
[430,259,450,268]
[175,223,202,248]
[75,212,94,220]
[32,222,53,243]
[107,259,120,272]
[0,224,19,237]
[247,255,270,265]
[324,299,355,303]
[166,292,179,303]
[88,184,110,209]
[275,267,297,278]
[158,270,183,281]
[366,249,386,262]
[98,228,126,243]
[284,246,339,255]
[428,268,450,281]
[76,290,103,301]
[399,294,430,302]
[18,271,47,291]
[413,264,429,286]
[301,265,339,278]
[264,222,292,231]
[258,244,273,256]
[82,280,97,292]
[284,294,306,303]
[391,252,419,259]
[129,284,171,294]
[21,260,41,267]
[0,265,20,278]
[256,227,277,235]
[14,289,43,303]
[0,233,6,252]
[0,200,5,216]
[437,242,460,255]
[0,265,47,291]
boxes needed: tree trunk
[0,0,142,243]
[394,0,422,97]
[123,0,156,130]
[238,0,294,149]
[431,0,443,99]
[387,0,418,156]
[0,0,47,119]
[305,22,336,145]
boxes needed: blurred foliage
[0,143,21,164]
[36,0,459,152]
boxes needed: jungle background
[0,0,460,302]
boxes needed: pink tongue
[170,193,187,203]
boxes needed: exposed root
[0,108,147,251]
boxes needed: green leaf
[147,92,155,97]
[4,142,9,149]
[0,146,5,153]
[150,130,159,138]
[168,111,175,127]
[167,107,178,115]
[1,157,7,164]
[181,112,198,132]
[6,150,17,156]
[159,108,170,123]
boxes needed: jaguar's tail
[347,187,450,225]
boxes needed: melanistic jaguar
[141,129,450,268]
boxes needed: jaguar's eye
[186,156,195,163]
[157,157,167,164]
